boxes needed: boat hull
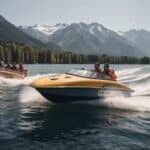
[34,86,132,103]
[31,72,133,103]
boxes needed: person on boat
[109,69,117,81]
[0,61,5,70]
[103,63,110,75]
[11,63,18,71]
[5,63,11,70]
[103,63,117,81]
[18,64,25,73]
[18,64,24,72]
[18,64,27,76]
[93,62,102,74]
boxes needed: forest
[0,41,150,64]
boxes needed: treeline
[0,41,150,64]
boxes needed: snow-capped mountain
[19,22,149,56]
[119,29,150,55]
[117,31,125,36]
[19,24,68,43]
[0,15,45,47]
[48,23,142,56]
[19,23,113,44]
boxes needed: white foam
[76,66,150,112]
[19,86,48,103]
[100,95,150,112]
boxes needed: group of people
[93,62,117,80]
[0,61,27,75]
[0,61,116,80]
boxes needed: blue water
[0,64,150,150]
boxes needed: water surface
[0,64,150,150]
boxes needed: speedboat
[0,69,27,79]
[31,69,133,103]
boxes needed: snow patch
[20,24,68,35]
[117,31,125,36]
[89,24,103,34]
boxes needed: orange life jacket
[109,70,117,81]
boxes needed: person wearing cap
[93,62,102,74]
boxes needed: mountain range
[0,14,150,56]
[0,15,44,47]
[19,23,150,56]
[118,30,150,55]
[0,15,64,52]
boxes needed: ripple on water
[0,64,150,150]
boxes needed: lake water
[0,64,150,150]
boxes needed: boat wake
[0,66,150,112]
[92,66,150,112]
[76,66,150,112]
[19,86,48,103]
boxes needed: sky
[0,0,149,31]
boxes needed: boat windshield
[67,69,111,80]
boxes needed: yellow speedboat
[0,69,26,79]
[31,69,133,103]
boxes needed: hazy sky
[0,0,149,31]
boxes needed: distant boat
[0,69,27,79]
